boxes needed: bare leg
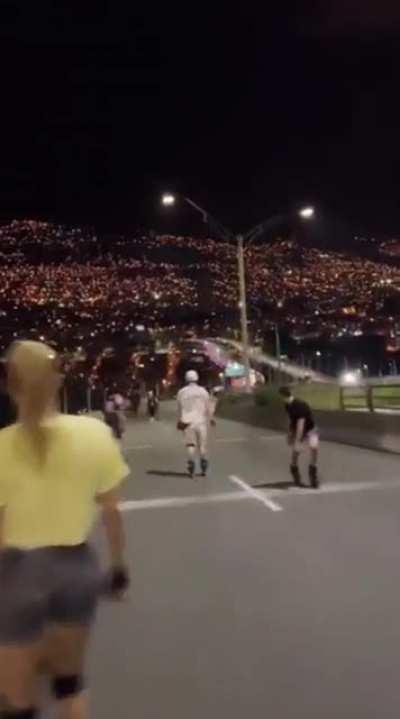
[290,449,303,486]
[187,444,196,461]
[44,624,90,719]
[198,426,209,475]
[310,447,318,467]
[309,447,319,488]
[291,449,300,467]
[0,642,41,711]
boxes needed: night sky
[1,1,400,237]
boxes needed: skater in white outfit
[177,370,214,478]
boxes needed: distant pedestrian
[131,386,141,417]
[104,392,126,440]
[147,389,159,422]
[177,370,215,478]
[210,386,223,418]
[279,386,320,488]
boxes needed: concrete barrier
[217,396,400,455]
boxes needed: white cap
[185,370,199,383]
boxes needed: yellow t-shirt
[0,414,130,549]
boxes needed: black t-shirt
[285,399,315,437]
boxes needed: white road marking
[228,475,283,512]
[124,444,153,451]
[259,434,283,441]
[119,478,400,516]
[215,437,246,444]
[120,492,248,512]
[266,478,400,497]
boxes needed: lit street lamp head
[299,206,315,219]
[161,193,176,207]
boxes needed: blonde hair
[7,341,61,462]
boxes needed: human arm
[177,392,183,423]
[176,392,187,430]
[209,403,217,427]
[0,507,4,551]
[293,418,305,451]
[95,426,130,596]
[97,488,125,568]
[97,489,129,598]
[0,475,6,550]
[204,390,216,426]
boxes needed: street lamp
[299,206,315,219]
[161,192,315,392]
[161,193,176,206]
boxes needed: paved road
[87,403,400,718]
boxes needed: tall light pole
[161,193,314,392]
[237,234,252,391]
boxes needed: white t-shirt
[177,384,211,425]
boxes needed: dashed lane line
[119,477,400,514]
[120,492,248,512]
[124,444,153,451]
[215,437,246,444]
[258,434,283,441]
[263,478,400,498]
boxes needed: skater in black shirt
[279,386,320,488]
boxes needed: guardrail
[340,384,400,412]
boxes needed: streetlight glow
[158,190,317,394]
[161,193,176,206]
[299,206,315,219]
[341,371,359,386]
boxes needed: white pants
[290,429,320,451]
[184,422,208,458]
[306,430,319,450]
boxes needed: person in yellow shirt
[0,341,130,719]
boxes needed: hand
[293,440,302,453]
[103,565,130,600]
[210,418,216,427]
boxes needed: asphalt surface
[85,403,400,717]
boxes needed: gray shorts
[0,543,101,644]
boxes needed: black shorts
[0,543,101,645]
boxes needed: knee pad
[1,709,37,719]
[52,675,84,700]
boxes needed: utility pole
[237,234,252,393]
[275,323,282,383]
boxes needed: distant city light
[341,371,359,385]
[299,206,315,219]
[161,193,176,206]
